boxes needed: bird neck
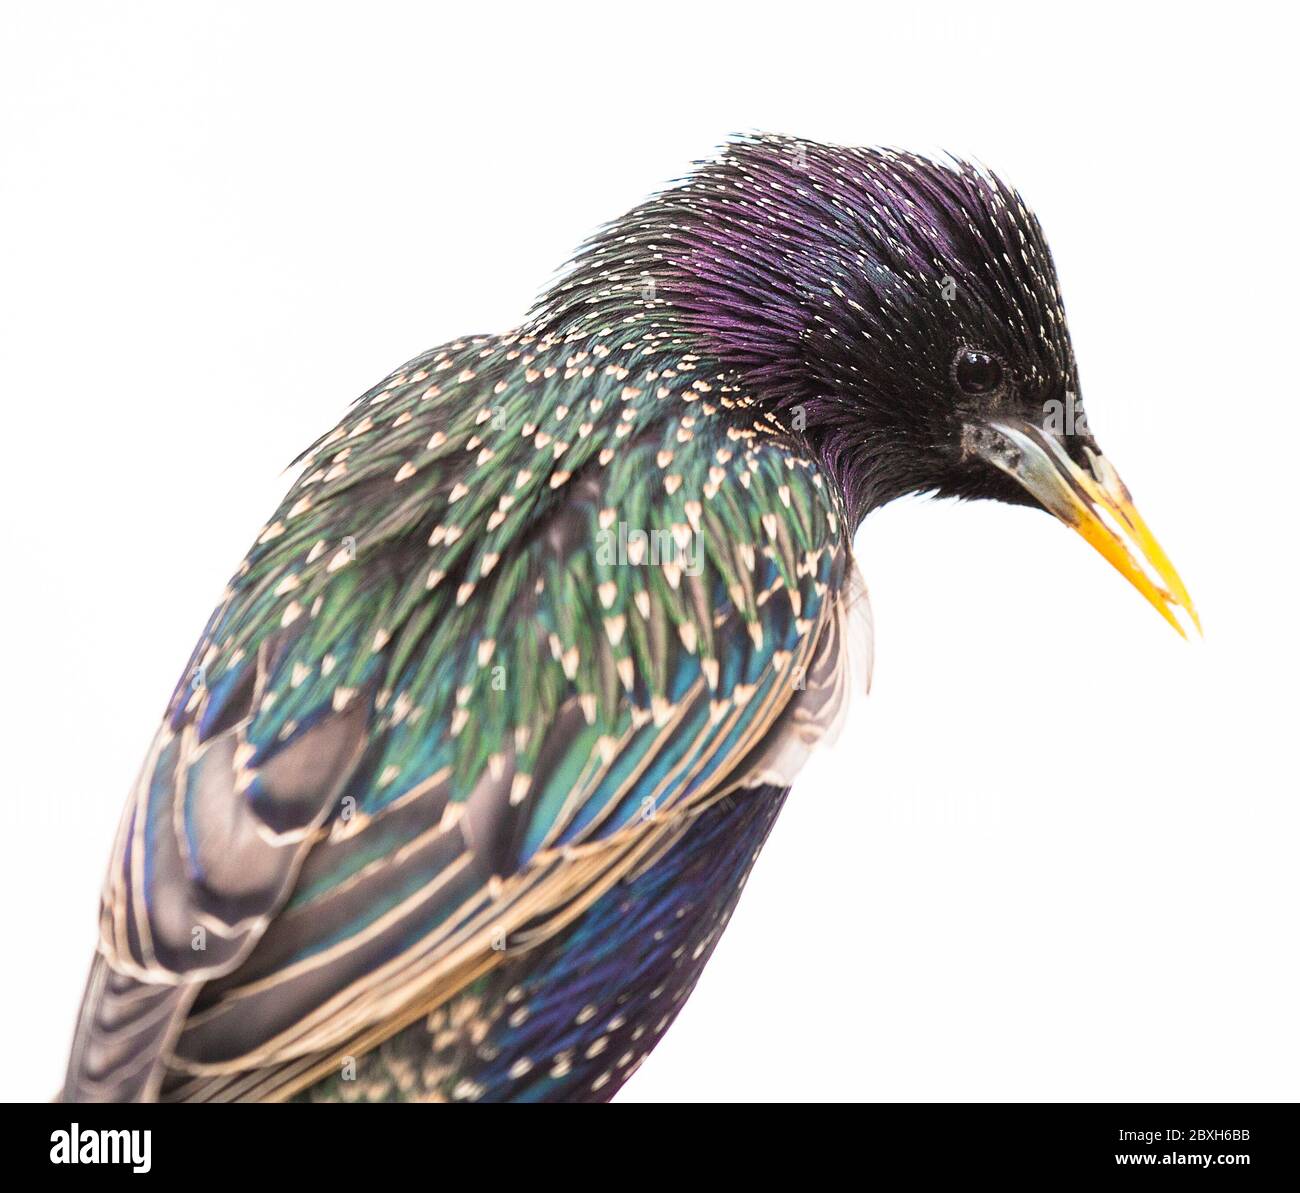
[525,186,924,531]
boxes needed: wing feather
[65,335,861,1101]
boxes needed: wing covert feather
[68,333,860,1101]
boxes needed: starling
[62,135,1197,1103]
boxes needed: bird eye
[955,350,1003,396]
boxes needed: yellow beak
[975,420,1200,638]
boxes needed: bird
[62,133,1197,1103]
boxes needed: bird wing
[65,335,866,1102]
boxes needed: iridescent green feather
[83,328,850,1101]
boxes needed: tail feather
[62,955,193,1103]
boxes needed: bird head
[534,133,1198,635]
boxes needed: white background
[2,2,1295,1102]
